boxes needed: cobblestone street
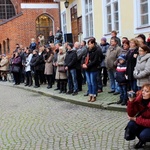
[0,84,149,150]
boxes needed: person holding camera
[125,83,150,149]
[133,45,150,90]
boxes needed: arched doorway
[36,14,53,45]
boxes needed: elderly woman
[134,45,150,89]
[0,54,9,81]
[55,46,67,93]
[126,83,150,149]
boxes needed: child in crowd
[116,54,128,105]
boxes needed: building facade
[0,0,60,54]
[60,0,150,43]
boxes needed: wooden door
[71,5,78,43]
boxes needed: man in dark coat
[64,43,78,95]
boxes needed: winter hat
[101,37,107,42]
[2,54,6,57]
[68,43,74,49]
[117,54,126,61]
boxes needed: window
[62,12,67,34]
[104,0,119,34]
[85,0,93,37]
[0,0,16,19]
[3,40,6,54]
[0,44,2,55]
[36,14,53,44]
[6,38,10,53]
[138,0,149,27]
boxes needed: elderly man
[105,37,122,95]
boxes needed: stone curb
[11,84,126,112]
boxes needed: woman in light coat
[0,54,9,81]
[24,49,33,86]
[134,45,150,89]
[44,47,54,89]
[55,46,67,93]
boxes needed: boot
[59,82,63,94]
[91,96,96,102]
[88,96,92,102]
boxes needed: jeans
[67,69,78,92]
[119,84,127,103]
[127,120,150,142]
[108,69,120,92]
[129,79,138,92]
[85,71,98,97]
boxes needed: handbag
[12,66,20,73]
[58,66,66,73]
[124,107,148,141]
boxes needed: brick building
[0,0,60,55]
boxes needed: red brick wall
[0,2,60,55]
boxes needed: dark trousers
[119,84,127,103]
[39,70,46,84]
[76,69,83,91]
[25,71,32,85]
[13,72,20,84]
[100,67,108,86]
[127,120,150,142]
[34,70,40,87]
[46,75,53,87]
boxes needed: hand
[133,54,138,58]
[82,64,87,69]
[128,116,136,121]
[65,66,68,70]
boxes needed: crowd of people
[0,30,150,148]
[0,31,150,104]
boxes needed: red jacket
[127,91,150,128]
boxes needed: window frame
[134,0,150,34]
[82,0,94,39]
[0,0,16,20]
[61,11,67,34]
[102,0,120,36]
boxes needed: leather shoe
[84,93,89,96]
[54,88,59,90]
[108,91,115,93]
[134,141,145,149]
[72,91,78,96]
[117,100,122,104]
[113,92,120,95]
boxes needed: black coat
[64,50,77,70]
[85,46,100,72]
[47,35,54,44]
[126,48,138,80]
[30,54,40,71]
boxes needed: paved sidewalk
[0,82,126,112]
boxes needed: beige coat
[44,54,54,75]
[55,53,67,80]
[105,45,122,70]
[0,56,9,71]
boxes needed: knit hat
[117,54,126,61]
[101,37,107,42]
[68,43,74,49]
[2,54,6,57]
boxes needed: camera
[127,91,136,98]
